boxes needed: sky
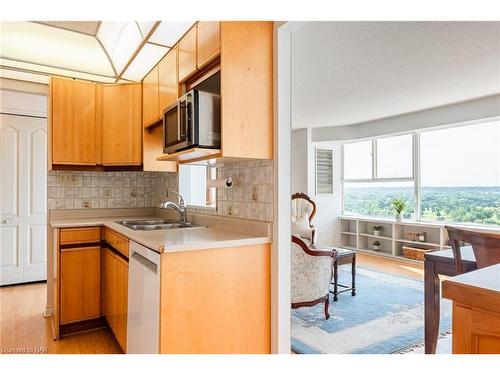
[420,120,500,186]
[344,120,500,187]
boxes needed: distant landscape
[343,186,500,225]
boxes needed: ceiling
[291,22,500,129]
[0,21,194,84]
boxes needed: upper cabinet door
[220,22,273,160]
[197,21,220,69]
[142,65,159,127]
[158,45,179,112]
[102,83,142,165]
[178,25,198,82]
[51,77,97,165]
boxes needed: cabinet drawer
[114,232,129,258]
[104,227,129,258]
[60,227,101,245]
[103,227,116,245]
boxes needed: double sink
[117,219,202,231]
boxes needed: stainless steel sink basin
[116,219,202,231]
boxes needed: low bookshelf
[339,216,449,263]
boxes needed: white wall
[291,128,311,194]
[0,87,47,117]
[311,93,500,142]
[291,137,343,246]
[272,22,292,354]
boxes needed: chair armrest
[310,226,317,244]
[292,235,336,258]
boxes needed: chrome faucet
[160,191,188,224]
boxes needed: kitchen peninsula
[47,208,272,354]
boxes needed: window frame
[340,119,499,226]
[341,133,416,183]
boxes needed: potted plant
[373,240,381,251]
[391,198,407,222]
[372,225,384,236]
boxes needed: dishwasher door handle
[131,251,158,274]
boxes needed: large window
[420,121,500,225]
[343,181,415,219]
[342,134,415,219]
[342,120,500,226]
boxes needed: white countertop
[50,216,271,253]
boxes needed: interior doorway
[0,111,47,285]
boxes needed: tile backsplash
[48,160,274,222]
[47,171,177,210]
[191,160,274,222]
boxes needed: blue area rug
[291,265,452,354]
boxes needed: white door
[0,114,47,285]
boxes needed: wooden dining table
[424,246,477,354]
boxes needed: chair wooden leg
[324,294,330,320]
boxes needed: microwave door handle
[186,100,192,140]
[177,101,182,142]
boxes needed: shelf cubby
[337,216,467,262]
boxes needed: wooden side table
[330,248,356,301]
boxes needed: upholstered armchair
[291,236,336,319]
[291,193,317,244]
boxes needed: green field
[344,186,500,226]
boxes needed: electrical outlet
[57,172,77,185]
[82,200,90,208]
[57,173,66,184]
[252,187,258,201]
[104,188,112,198]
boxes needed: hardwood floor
[0,282,122,354]
[355,252,424,281]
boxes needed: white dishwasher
[127,241,161,354]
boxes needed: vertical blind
[316,148,333,194]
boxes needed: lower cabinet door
[114,255,129,352]
[60,247,101,324]
[103,248,115,330]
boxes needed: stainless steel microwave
[163,89,221,154]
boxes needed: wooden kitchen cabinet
[143,46,178,173]
[178,25,198,82]
[160,243,271,353]
[60,246,101,324]
[113,254,129,351]
[220,22,273,160]
[102,83,142,165]
[103,247,129,352]
[103,247,115,327]
[197,21,220,69]
[50,76,98,166]
[142,65,160,127]
[159,45,179,111]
